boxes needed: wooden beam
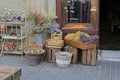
[56,0,62,26]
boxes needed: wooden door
[91,0,98,28]
[61,0,68,27]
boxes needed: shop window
[68,0,91,23]
[62,0,98,28]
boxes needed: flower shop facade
[0,0,120,79]
[0,0,120,64]
[56,0,120,51]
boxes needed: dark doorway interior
[99,0,120,50]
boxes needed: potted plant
[24,47,45,66]
[27,11,53,45]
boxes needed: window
[68,0,91,23]
[62,0,98,28]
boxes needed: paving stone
[0,55,120,80]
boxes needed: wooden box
[82,48,97,66]
[46,39,64,48]
[0,65,21,80]
[46,47,62,63]
[51,33,62,40]
[64,45,78,64]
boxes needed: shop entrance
[99,0,120,50]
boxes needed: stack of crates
[46,33,64,62]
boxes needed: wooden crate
[64,45,78,64]
[46,47,61,63]
[0,65,21,80]
[51,33,62,40]
[46,39,64,48]
[82,48,97,66]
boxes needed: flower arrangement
[27,11,54,34]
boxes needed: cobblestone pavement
[0,55,120,80]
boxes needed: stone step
[98,50,120,62]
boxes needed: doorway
[99,0,120,50]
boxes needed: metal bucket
[24,48,45,66]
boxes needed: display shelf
[0,21,27,55]
[0,39,2,56]
[0,8,26,55]
[3,51,22,55]
[0,30,5,31]
[1,22,25,26]
[2,36,26,40]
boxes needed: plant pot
[24,48,45,66]
[26,53,43,66]
[35,34,43,45]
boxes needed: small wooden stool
[46,47,61,62]
[64,45,78,64]
[82,48,97,66]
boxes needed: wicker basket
[64,39,98,50]
[55,51,72,68]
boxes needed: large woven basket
[64,39,98,50]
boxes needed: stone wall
[0,0,56,16]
